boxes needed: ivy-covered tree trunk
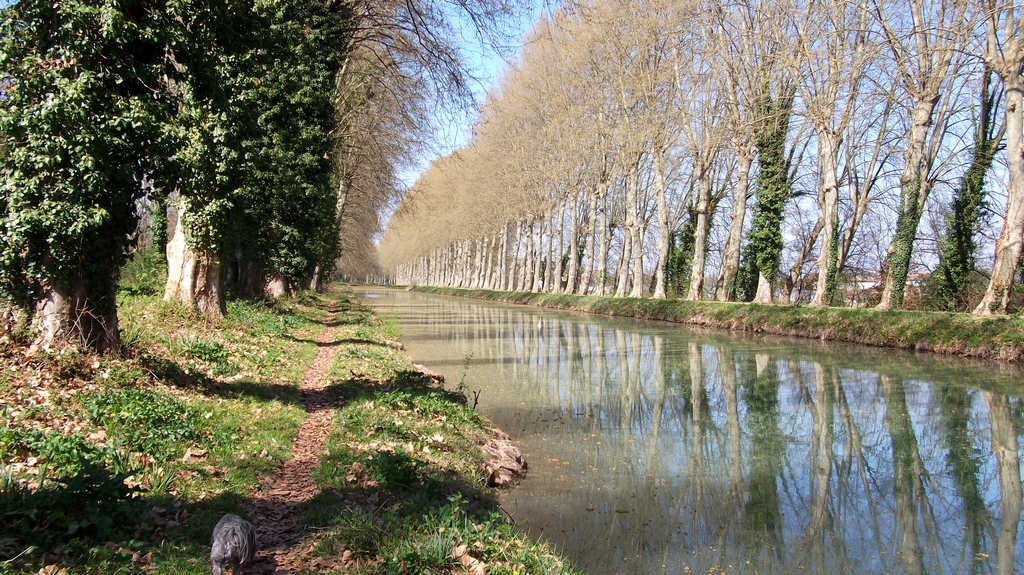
[747,85,796,304]
[0,0,166,352]
[976,82,1024,314]
[936,67,1001,311]
[876,102,937,310]
[151,193,170,271]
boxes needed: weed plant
[82,389,208,461]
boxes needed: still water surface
[355,287,1024,575]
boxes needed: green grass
[414,286,1024,362]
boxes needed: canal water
[354,287,1024,575]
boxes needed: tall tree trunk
[653,150,670,299]
[471,238,482,288]
[264,272,289,299]
[748,84,796,304]
[515,224,525,290]
[753,272,773,303]
[34,277,120,353]
[877,101,937,310]
[532,216,544,292]
[976,85,1023,314]
[483,234,495,289]
[566,191,580,294]
[578,183,601,294]
[551,203,565,293]
[626,159,644,298]
[164,204,225,318]
[615,231,632,298]
[812,130,842,306]
[716,147,753,301]
[499,225,509,290]
[687,162,713,301]
[597,191,612,295]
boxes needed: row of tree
[378,0,1024,315]
[0,0,522,352]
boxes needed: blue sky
[394,3,543,190]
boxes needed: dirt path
[246,309,343,574]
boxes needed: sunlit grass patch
[0,284,579,574]
[298,491,583,575]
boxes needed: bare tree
[872,0,975,310]
[975,1,1024,314]
[789,0,874,306]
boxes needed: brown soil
[244,308,343,574]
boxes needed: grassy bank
[0,286,578,574]
[412,286,1024,363]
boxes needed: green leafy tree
[228,0,353,295]
[165,0,353,309]
[161,0,263,316]
[0,0,168,351]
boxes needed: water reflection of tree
[939,386,990,574]
[741,353,786,560]
[984,391,1022,575]
[797,363,836,572]
[882,375,926,575]
[372,292,1024,575]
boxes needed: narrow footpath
[246,304,343,574]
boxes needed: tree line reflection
[372,292,1024,575]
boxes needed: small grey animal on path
[211,513,256,575]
